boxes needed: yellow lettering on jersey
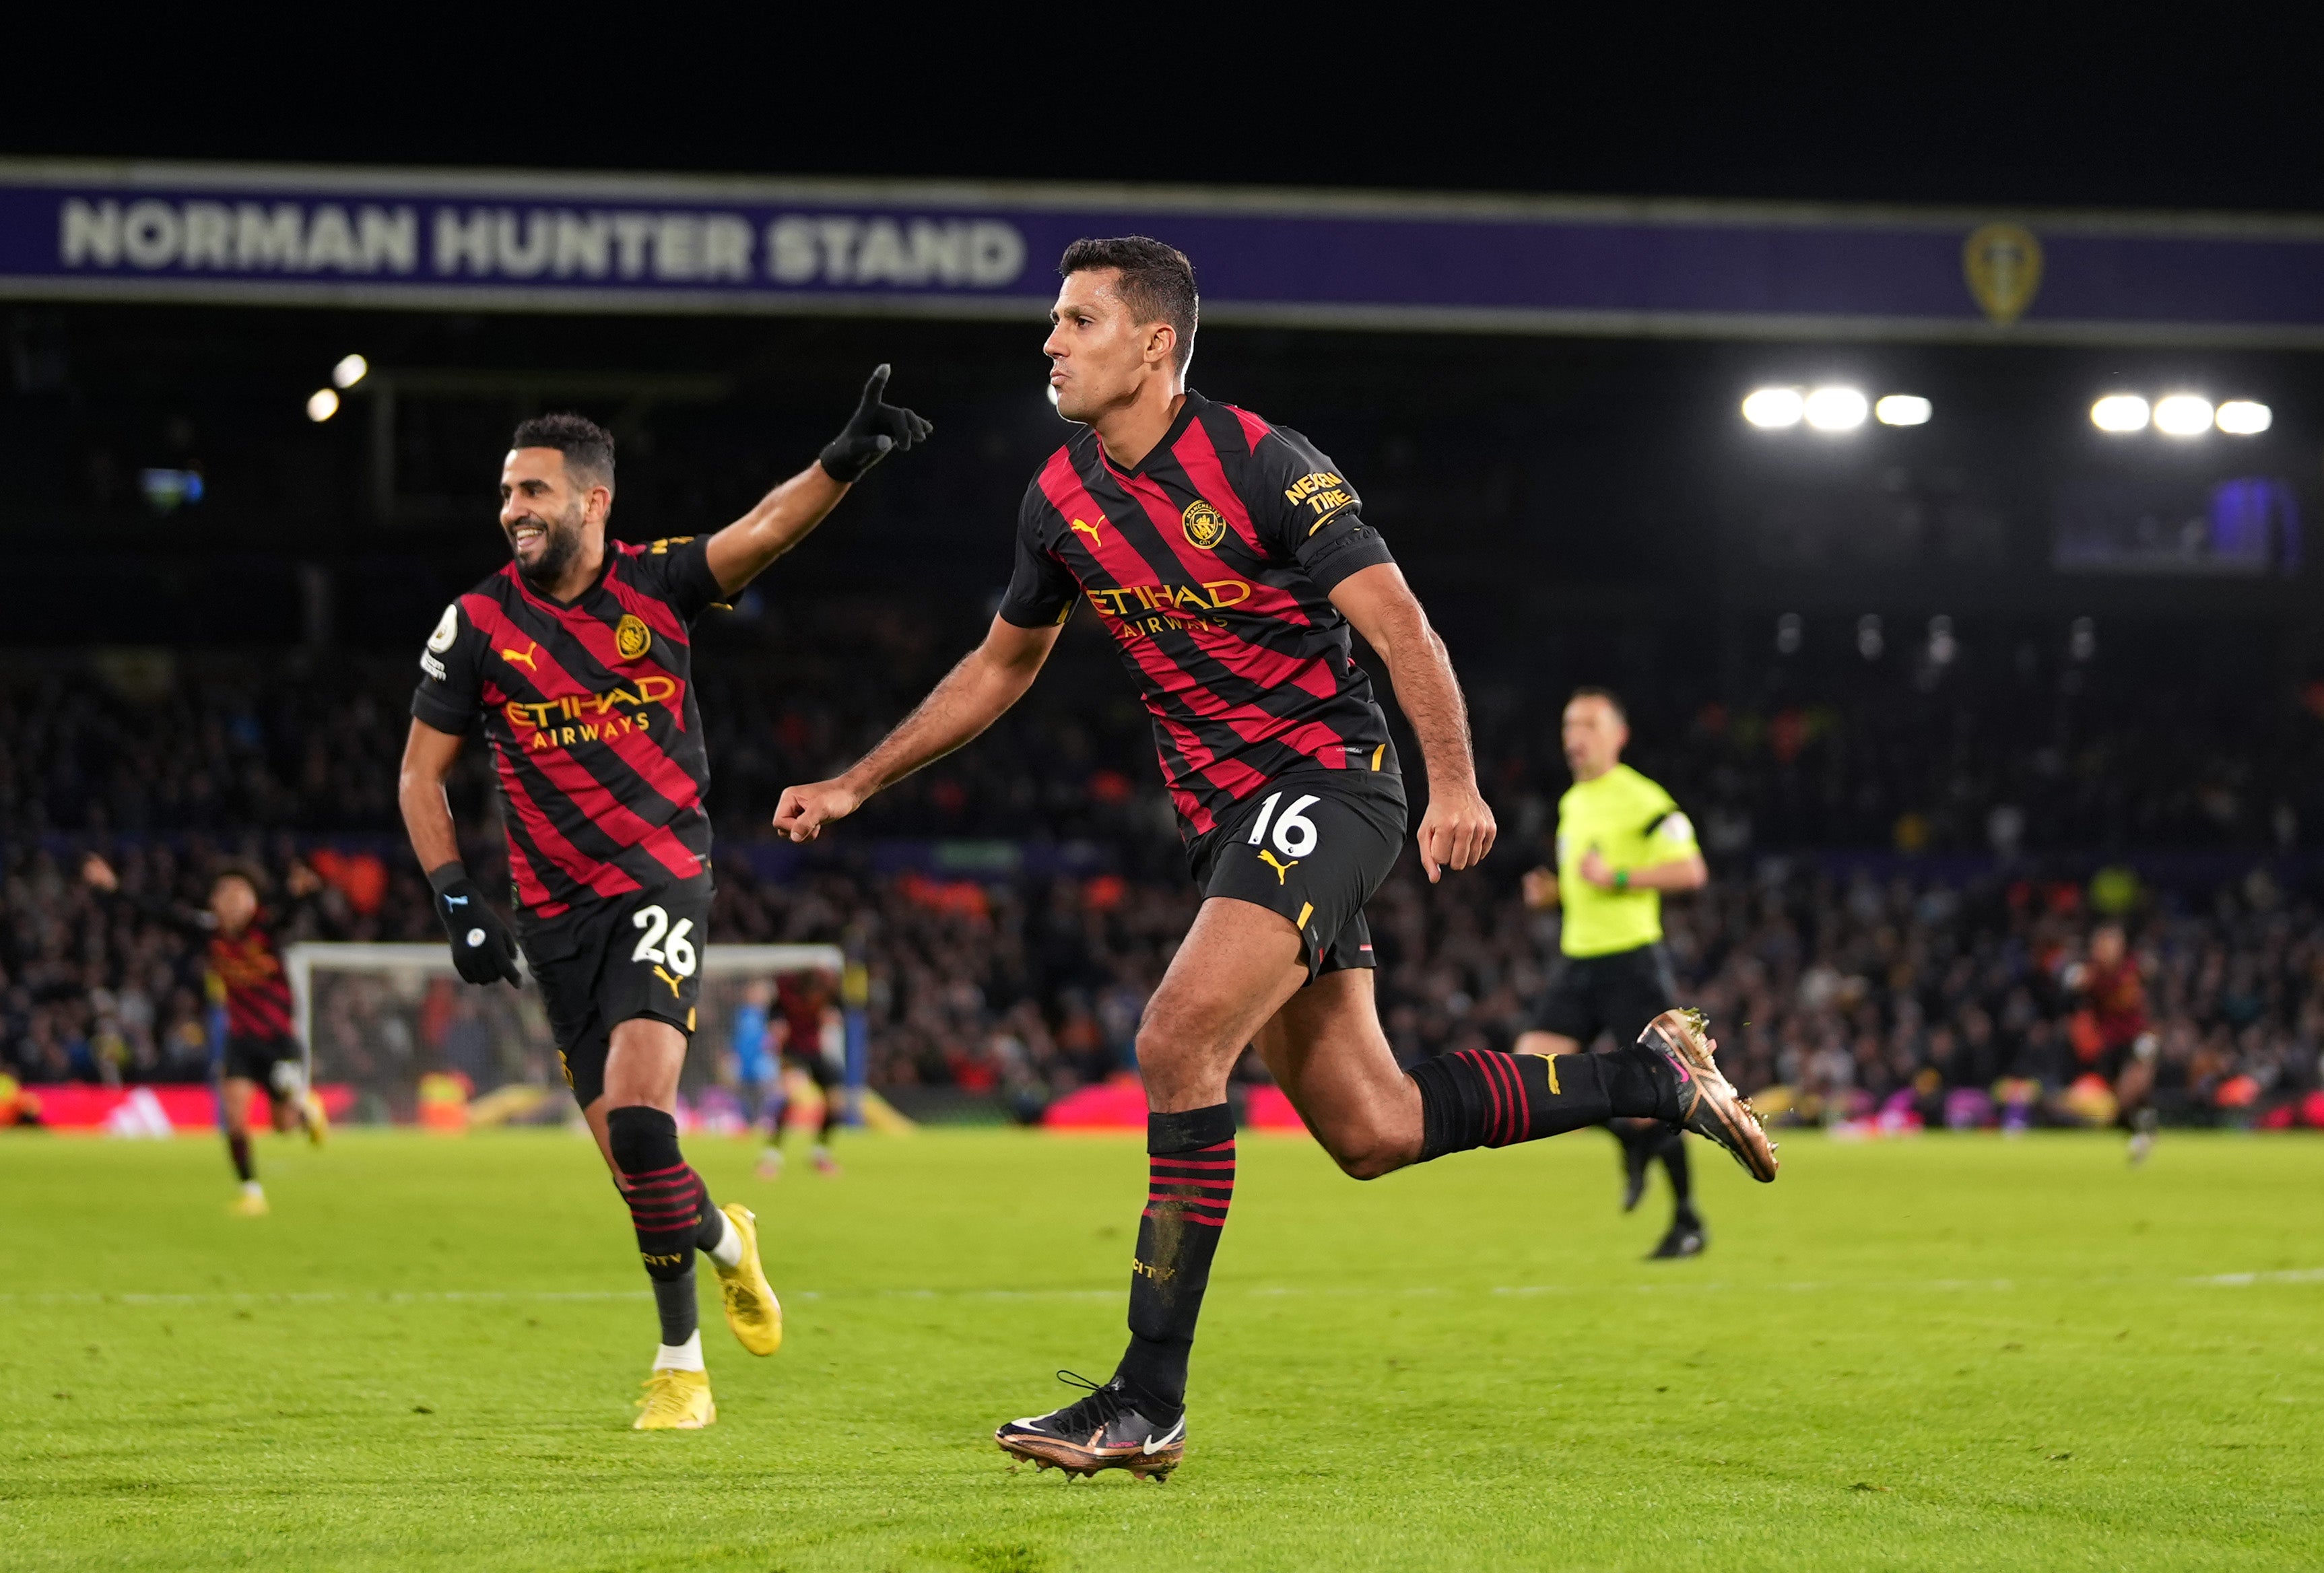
[1282,471,1346,506]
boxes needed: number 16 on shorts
[631,902,700,1001]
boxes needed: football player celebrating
[774,239,1774,1479]
[84,852,328,1213]
[398,374,929,1429]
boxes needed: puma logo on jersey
[1069,518,1103,545]
[500,643,540,671]
[1258,850,1299,884]
[653,966,685,998]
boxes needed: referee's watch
[1613,868,1630,892]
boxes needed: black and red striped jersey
[998,391,1399,842]
[411,537,723,916]
[108,889,300,1040]
[209,924,295,1039]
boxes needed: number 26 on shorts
[630,904,698,976]
[1247,792,1320,859]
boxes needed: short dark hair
[1568,685,1627,721]
[211,858,269,898]
[1059,236,1199,372]
[510,411,615,488]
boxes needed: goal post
[286,941,854,1127]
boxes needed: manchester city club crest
[1182,499,1229,550]
[614,613,653,661]
[1962,223,2043,325]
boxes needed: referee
[1515,688,1711,1259]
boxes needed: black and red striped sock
[607,1106,711,1347]
[1114,1104,1236,1417]
[1409,1048,1681,1161]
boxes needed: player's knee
[1132,1017,1201,1079]
[605,1103,682,1178]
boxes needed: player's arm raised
[774,616,1062,842]
[1328,562,1496,882]
[702,365,933,597]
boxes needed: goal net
[286,941,849,1129]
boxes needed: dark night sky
[9,15,2321,212]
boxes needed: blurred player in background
[761,972,843,1177]
[81,853,327,1213]
[397,375,927,1428]
[1516,689,1711,1257]
[729,980,781,1176]
[775,238,1774,1479]
[2065,921,2160,1164]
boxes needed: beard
[510,504,585,591]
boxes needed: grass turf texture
[1,1128,2319,1572]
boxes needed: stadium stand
[6,640,2321,1128]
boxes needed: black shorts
[221,1034,300,1085]
[1529,943,1678,1048]
[1189,771,1407,982]
[517,877,710,1108]
[783,1046,838,1090]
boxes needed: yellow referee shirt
[1556,764,1699,958]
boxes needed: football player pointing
[774,240,1774,1480]
[399,372,929,1429]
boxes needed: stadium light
[2216,399,2272,435]
[2152,394,2214,437]
[1874,395,1932,426]
[306,387,340,423]
[1741,387,1804,428]
[1776,612,1803,655]
[2090,394,2150,432]
[1857,613,1884,661]
[1803,387,1869,431]
[332,354,369,390]
[1927,615,1957,667]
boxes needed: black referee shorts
[1529,943,1678,1048]
[517,876,710,1108]
[1190,772,1407,982]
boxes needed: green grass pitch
[2,1125,2319,1571]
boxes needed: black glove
[818,364,933,482]
[429,863,521,986]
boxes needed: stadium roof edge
[3,156,2321,241]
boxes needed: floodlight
[1874,394,1932,426]
[2152,394,2214,436]
[1742,387,1803,428]
[306,388,340,423]
[1804,387,1869,431]
[332,354,369,389]
[2215,399,2271,435]
[1927,615,1957,667]
[2090,395,2149,432]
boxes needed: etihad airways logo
[502,675,679,751]
[1084,579,1252,642]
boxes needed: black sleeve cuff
[411,690,477,735]
[679,538,727,620]
[1302,533,1396,593]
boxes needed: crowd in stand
[10,828,2321,1129]
[5,641,2324,1127]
